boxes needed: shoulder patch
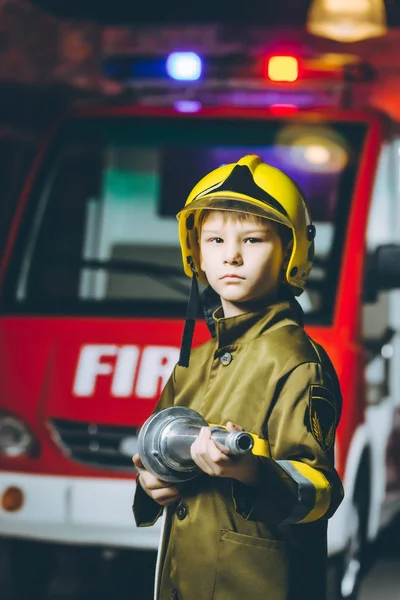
[308,384,337,453]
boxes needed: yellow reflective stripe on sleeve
[289,460,331,523]
[209,424,270,458]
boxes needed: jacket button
[176,504,188,520]
[219,351,232,366]
[172,589,179,600]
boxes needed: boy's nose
[223,246,243,265]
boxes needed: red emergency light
[263,54,374,86]
[265,56,299,82]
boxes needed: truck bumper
[0,472,161,549]
[0,471,347,555]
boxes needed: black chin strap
[178,259,199,368]
[201,285,220,339]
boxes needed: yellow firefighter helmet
[176,154,315,296]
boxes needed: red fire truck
[1,52,400,599]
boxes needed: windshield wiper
[81,258,190,297]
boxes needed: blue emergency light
[174,100,202,113]
[166,52,202,81]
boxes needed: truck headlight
[0,414,36,457]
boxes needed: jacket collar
[213,300,300,349]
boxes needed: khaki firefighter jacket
[133,300,344,600]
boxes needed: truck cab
[1,102,400,599]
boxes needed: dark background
[28,0,400,25]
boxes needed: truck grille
[49,419,139,472]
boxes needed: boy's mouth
[220,274,245,280]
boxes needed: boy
[133,155,344,600]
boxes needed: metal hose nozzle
[138,407,254,483]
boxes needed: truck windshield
[3,115,366,324]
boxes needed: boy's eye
[209,237,224,243]
[244,237,263,243]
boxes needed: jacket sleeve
[132,366,177,527]
[233,361,344,525]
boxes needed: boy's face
[199,211,288,317]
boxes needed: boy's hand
[132,454,181,506]
[190,422,260,486]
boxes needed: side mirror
[363,244,400,303]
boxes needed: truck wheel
[0,540,15,600]
[0,539,51,600]
[332,477,369,600]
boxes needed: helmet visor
[177,195,293,229]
